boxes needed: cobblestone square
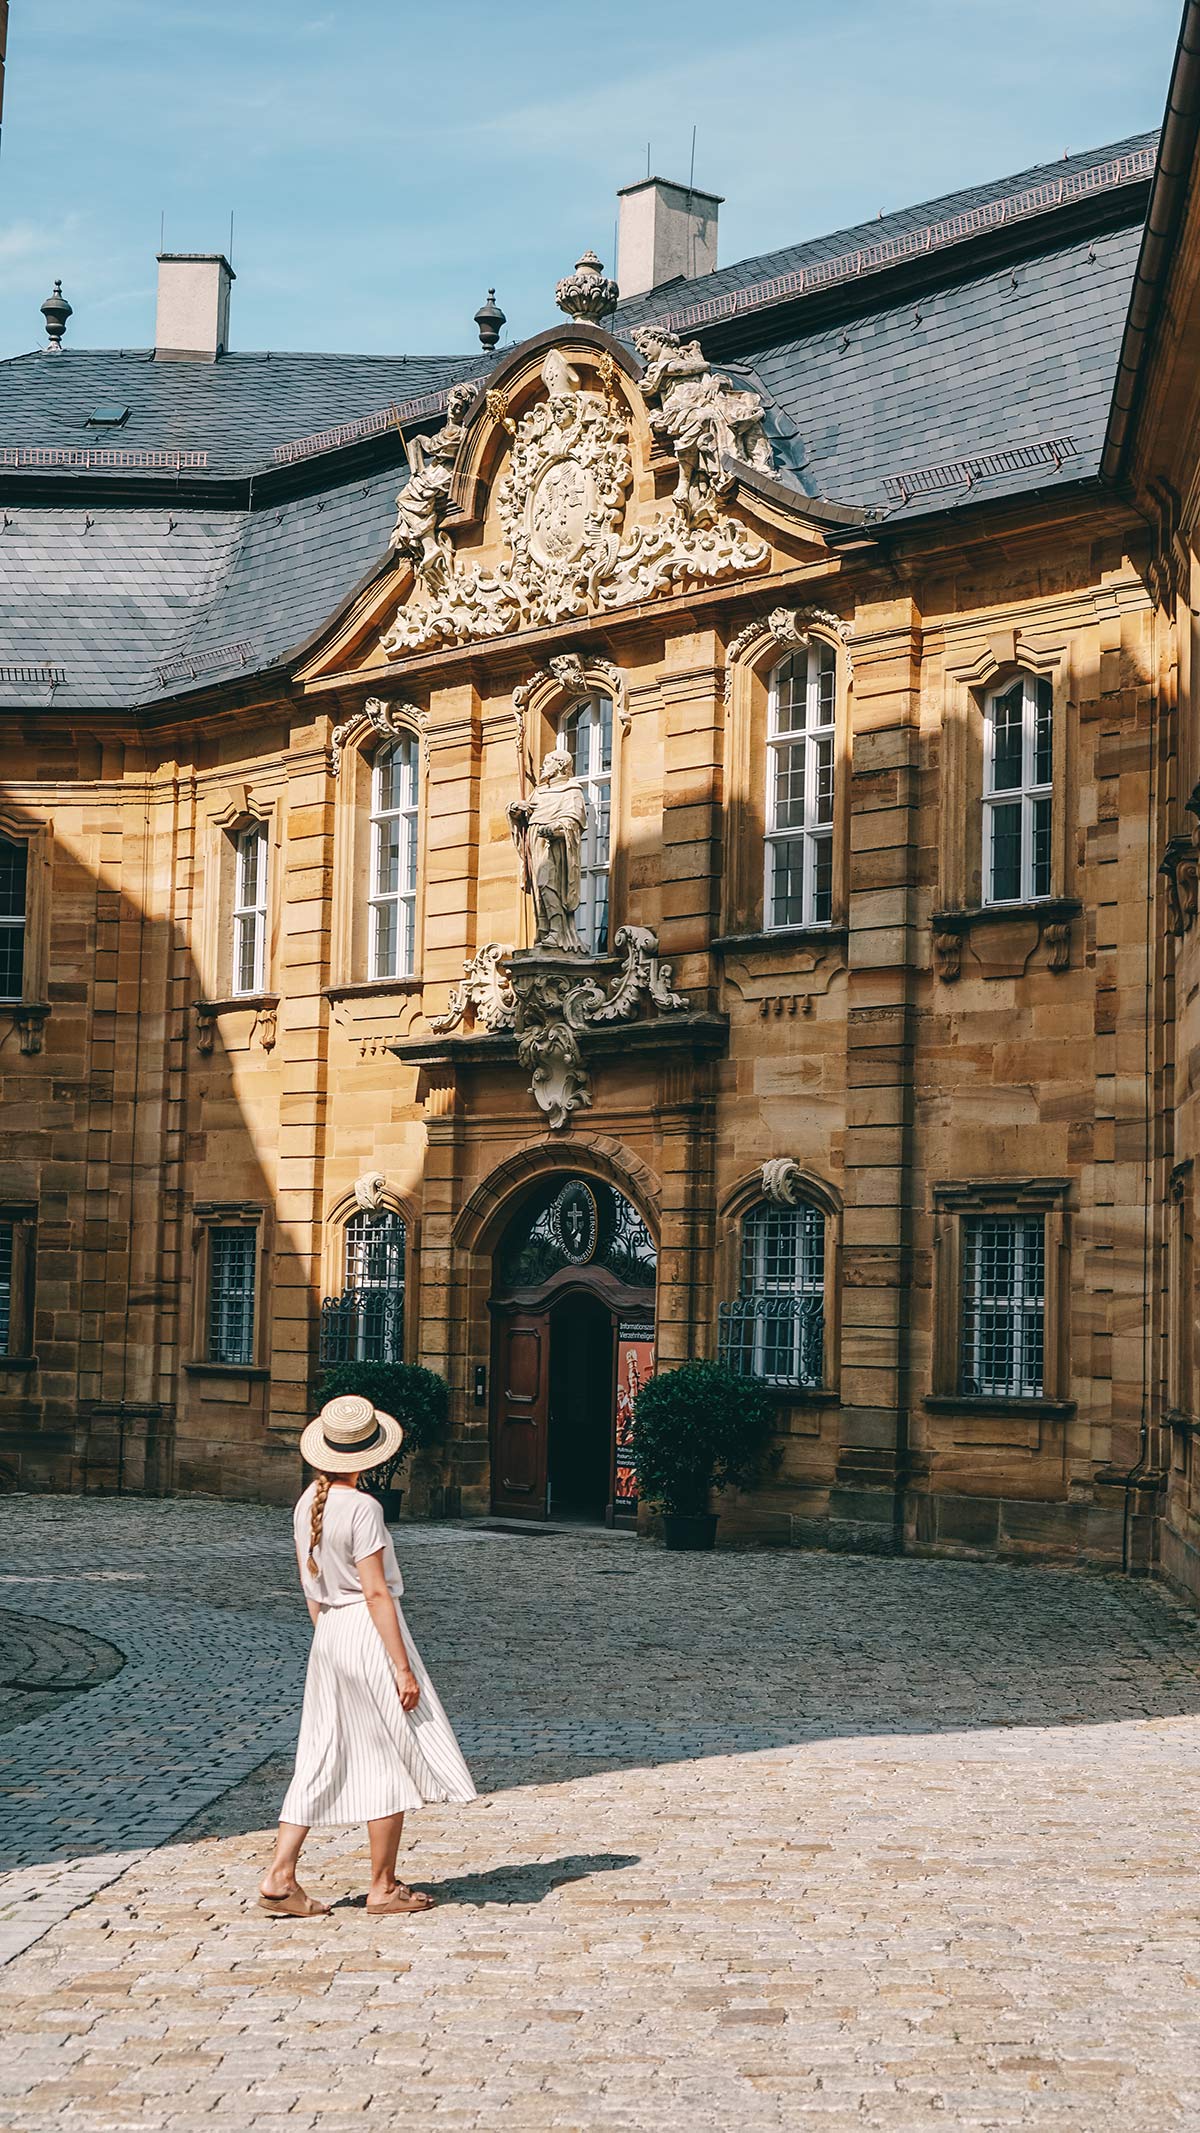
[2,1497,1200,2130]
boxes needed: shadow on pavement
[331,1851,640,1909]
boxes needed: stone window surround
[185,1201,271,1380]
[937,628,1071,921]
[330,709,429,995]
[928,1177,1073,1415]
[196,785,282,1012]
[716,1166,842,1403]
[0,1200,38,1367]
[321,1184,420,1361]
[0,812,51,1056]
[721,617,852,942]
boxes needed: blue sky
[0,0,1184,361]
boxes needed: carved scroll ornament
[428,927,686,1129]
[723,606,854,703]
[760,1157,808,1206]
[330,697,424,777]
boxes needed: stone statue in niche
[507,750,589,954]
[631,325,773,522]
[389,381,477,586]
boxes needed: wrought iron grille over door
[319,1210,406,1365]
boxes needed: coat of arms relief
[381,333,772,657]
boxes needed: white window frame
[765,643,836,931]
[559,695,612,955]
[0,835,27,1004]
[232,824,268,996]
[982,673,1053,907]
[368,737,420,982]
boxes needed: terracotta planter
[663,1511,718,1551]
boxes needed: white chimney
[154,253,235,361]
[616,177,721,299]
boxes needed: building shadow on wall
[0,821,287,1505]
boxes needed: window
[982,674,1053,905]
[319,1210,406,1365]
[765,642,836,930]
[232,824,268,995]
[720,1200,825,1387]
[0,1206,35,1358]
[207,1226,257,1365]
[960,1213,1045,1398]
[560,695,612,954]
[0,837,27,1001]
[368,738,419,980]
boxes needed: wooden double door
[491,1286,624,1522]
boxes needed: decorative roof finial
[474,288,506,352]
[555,248,619,324]
[40,279,72,354]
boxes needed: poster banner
[614,1318,655,1521]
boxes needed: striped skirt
[279,1598,477,1827]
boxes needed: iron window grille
[0,837,27,1002]
[232,824,268,995]
[719,1200,826,1387]
[960,1213,1045,1397]
[982,674,1053,906]
[207,1226,257,1366]
[560,695,612,954]
[319,1210,406,1365]
[368,738,419,981]
[0,1221,12,1353]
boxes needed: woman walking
[259,1393,476,1919]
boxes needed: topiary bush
[315,1360,448,1496]
[630,1359,774,1518]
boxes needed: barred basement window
[720,1200,825,1387]
[982,674,1053,906]
[232,823,268,994]
[368,739,419,981]
[960,1213,1045,1397]
[765,643,836,930]
[0,1221,13,1352]
[0,837,27,1002]
[207,1226,257,1366]
[559,696,611,954]
[319,1210,406,1366]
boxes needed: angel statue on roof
[389,380,477,588]
[631,325,774,522]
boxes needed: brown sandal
[257,1888,331,1918]
[365,1885,436,1915]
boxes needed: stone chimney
[616,177,721,299]
[154,253,235,361]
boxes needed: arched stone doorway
[489,1174,657,1524]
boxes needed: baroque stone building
[4,31,1200,1595]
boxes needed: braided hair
[307,1472,332,1576]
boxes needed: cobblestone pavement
[2,1497,1200,2131]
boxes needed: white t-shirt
[294,1483,406,1608]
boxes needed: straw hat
[299,1393,404,1476]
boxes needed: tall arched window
[0,837,27,1002]
[319,1208,407,1365]
[232,823,268,995]
[369,736,420,980]
[720,1198,825,1387]
[559,695,612,953]
[982,673,1052,906]
[765,641,836,930]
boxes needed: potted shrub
[630,1359,774,1550]
[315,1360,448,1521]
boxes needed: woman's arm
[306,1599,319,1628]
[358,1550,420,1710]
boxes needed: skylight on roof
[86,404,130,429]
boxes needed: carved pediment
[380,330,774,658]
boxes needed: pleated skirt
[279,1598,477,1826]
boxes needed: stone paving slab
[0,1496,1199,2129]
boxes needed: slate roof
[0,132,1158,711]
[0,350,485,479]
